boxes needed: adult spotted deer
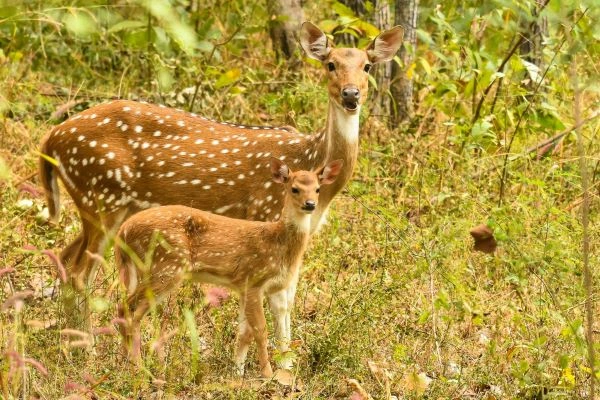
[116,158,343,377]
[39,22,403,364]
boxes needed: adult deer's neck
[318,102,360,206]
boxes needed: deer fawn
[39,21,403,364]
[115,158,343,377]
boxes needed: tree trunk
[338,0,393,121]
[370,2,393,120]
[391,0,418,124]
[519,0,547,87]
[266,0,304,64]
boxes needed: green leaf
[318,19,338,33]
[520,57,541,84]
[0,156,11,182]
[63,11,98,38]
[183,309,200,374]
[197,40,214,53]
[215,68,241,89]
[108,20,146,34]
[332,2,356,18]
[418,57,432,75]
[157,67,174,91]
[352,20,380,38]
[368,74,378,90]
[417,309,431,324]
[89,297,110,313]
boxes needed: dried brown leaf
[402,370,432,395]
[346,379,373,400]
[52,100,84,120]
[469,224,497,254]
[273,369,294,386]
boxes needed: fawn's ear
[366,25,404,64]
[270,157,290,183]
[317,159,344,185]
[300,21,332,62]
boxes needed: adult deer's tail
[39,138,60,223]
[114,236,139,296]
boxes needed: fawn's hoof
[261,364,274,378]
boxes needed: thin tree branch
[524,111,600,155]
[188,24,244,112]
[572,27,596,400]
[498,8,588,204]
[471,0,551,125]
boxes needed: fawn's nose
[341,86,360,101]
[303,200,316,211]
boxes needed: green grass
[1,2,599,399]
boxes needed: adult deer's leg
[234,294,254,375]
[60,232,84,271]
[60,219,95,327]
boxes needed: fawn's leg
[244,289,272,378]
[118,292,149,362]
[267,268,300,370]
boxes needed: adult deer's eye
[292,187,299,194]
[316,188,320,193]
[328,62,335,72]
[364,64,372,73]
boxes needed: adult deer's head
[300,22,404,114]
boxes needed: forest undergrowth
[0,1,599,398]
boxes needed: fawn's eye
[364,64,372,73]
[327,62,335,72]
[292,187,299,194]
[316,188,320,193]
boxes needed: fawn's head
[270,158,343,216]
[300,22,404,114]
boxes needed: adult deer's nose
[341,86,360,101]
[303,200,316,211]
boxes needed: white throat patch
[334,106,360,143]
[294,213,312,234]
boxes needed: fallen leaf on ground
[347,379,373,400]
[469,224,497,253]
[403,370,432,395]
[273,369,294,386]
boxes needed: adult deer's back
[39,22,404,289]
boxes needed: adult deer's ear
[366,25,404,64]
[270,157,290,183]
[300,21,332,62]
[317,159,344,185]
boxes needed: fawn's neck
[279,200,312,235]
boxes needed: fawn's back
[117,204,309,297]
